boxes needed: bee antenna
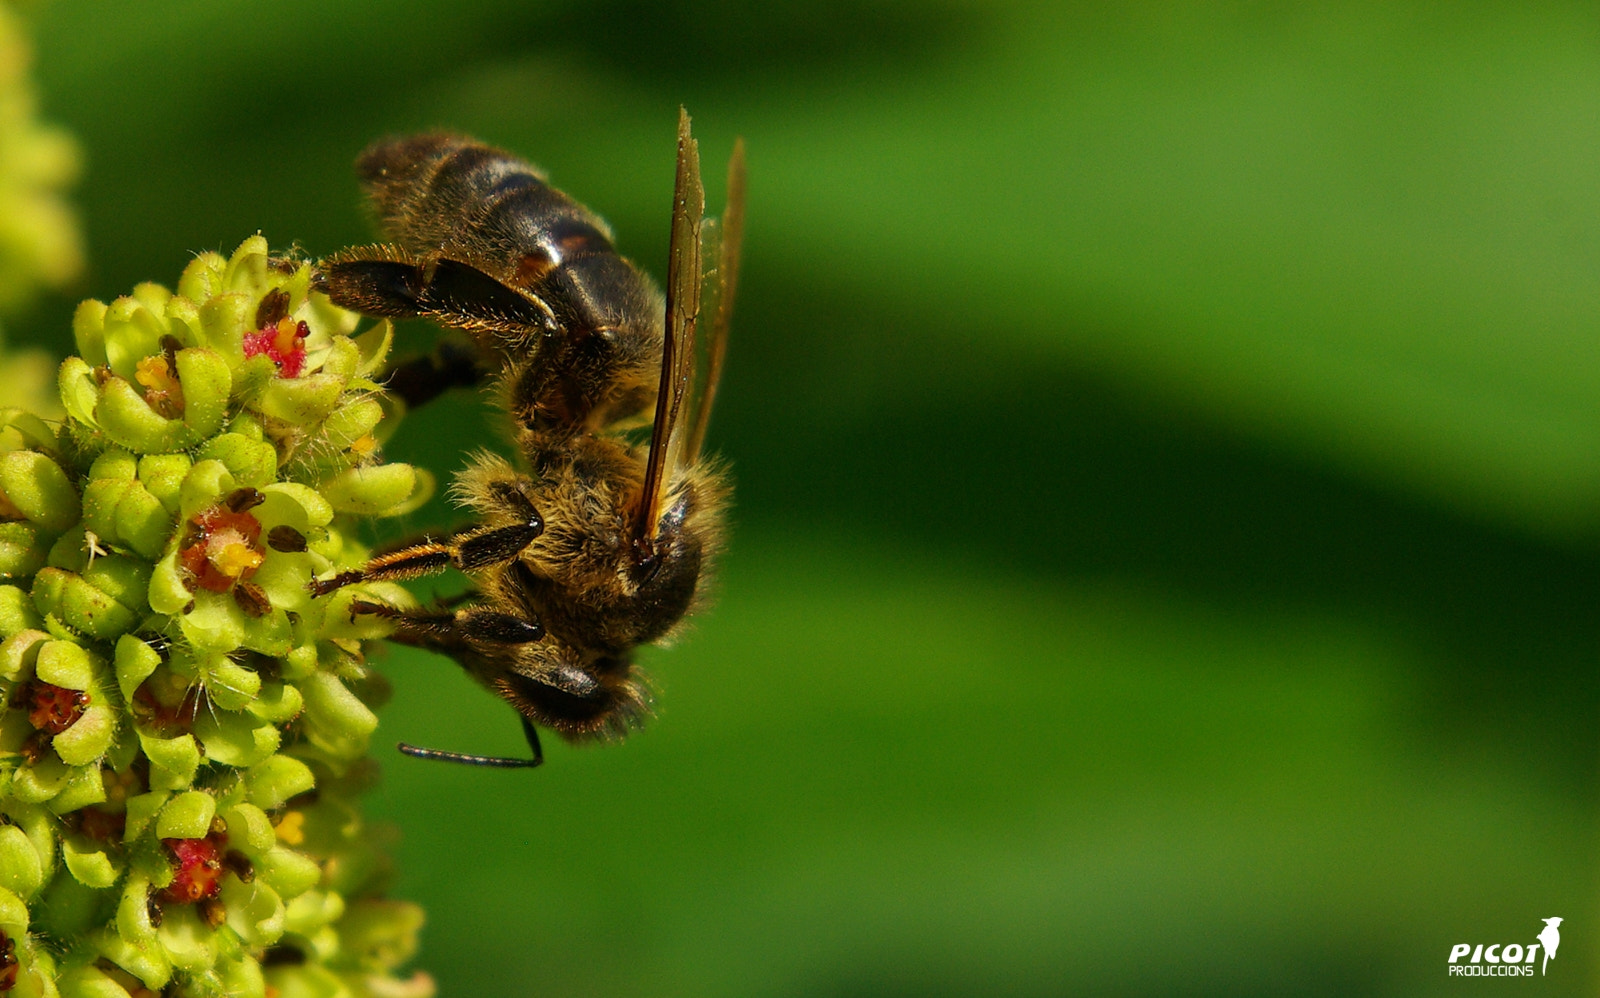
[397,742,543,768]
[396,716,545,769]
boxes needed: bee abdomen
[360,135,617,287]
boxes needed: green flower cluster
[0,1,82,317]
[0,237,434,998]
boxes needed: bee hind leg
[384,339,482,410]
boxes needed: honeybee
[310,109,744,767]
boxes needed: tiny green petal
[220,875,286,946]
[283,889,345,936]
[147,551,191,616]
[203,657,262,710]
[215,953,268,998]
[137,731,200,791]
[177,459,234,520]
[0,628,46,681]
[0,824,44,898]
[0,450,80,531]
[246,681,303,725]
[220,803,276,853]
[195,432,277,489]
[46,763,108,812]
[87,449,138,481]
[177,593,246,654]
[82,555,151,616]
[31,568,140,641]
[34,639,92,689]
[95,917,172,989]
[57,356,100,428]
[244,755,314,810]
[135,452,193,514]
[57,964,130,998]
[258,482,334,532]
[155,789,216,839]
[338,899,427,968]
[177,251,227,303]
[113,635,160,702]
[62,835,120,889]
[0,522,50,579]
[121,791,170,842]
[0,885,28,936]
[72,299,110,367]
[300,673,377,759]
[32,870,106,939]
[254,845,321,900]
[320,399,384,451]
[0,410,59,453]
[318,463,421,516]
[0,585,42,637]
[81,476,169,560]
[353,320,395,376]
[158,905,218,972]
[193,710,280,768]
[51,706,116,768]
[9,753,71,803]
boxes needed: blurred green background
[7,0,1599,993]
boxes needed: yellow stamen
[134,354,175,392]
[274,810,306,845]
[272,318,301,355]
[213,539,264,578]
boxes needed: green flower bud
[0,825,42,899]
[0,233,432,994]
[244,755,315,811]
[141,732,201,792]
[0,586,40,637]
[0,522,48,580]
[0,450,79,531]
[61,834,119,889]
[155,790,216,839]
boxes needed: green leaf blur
[15,1,1598,994]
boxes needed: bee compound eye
[463,611,544,645]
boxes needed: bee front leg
[349,598,549,769]
[348,599,545,646]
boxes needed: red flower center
[26,682,88,735]
[160,832,227,904]
[179,506,265,593]
[243,317,310,378]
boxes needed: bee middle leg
[310,485,544,597]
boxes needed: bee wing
[635,108,705,561]
[681,135,746,465]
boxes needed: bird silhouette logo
[1537,917,1562,976]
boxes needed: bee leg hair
[310,514,543,597]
